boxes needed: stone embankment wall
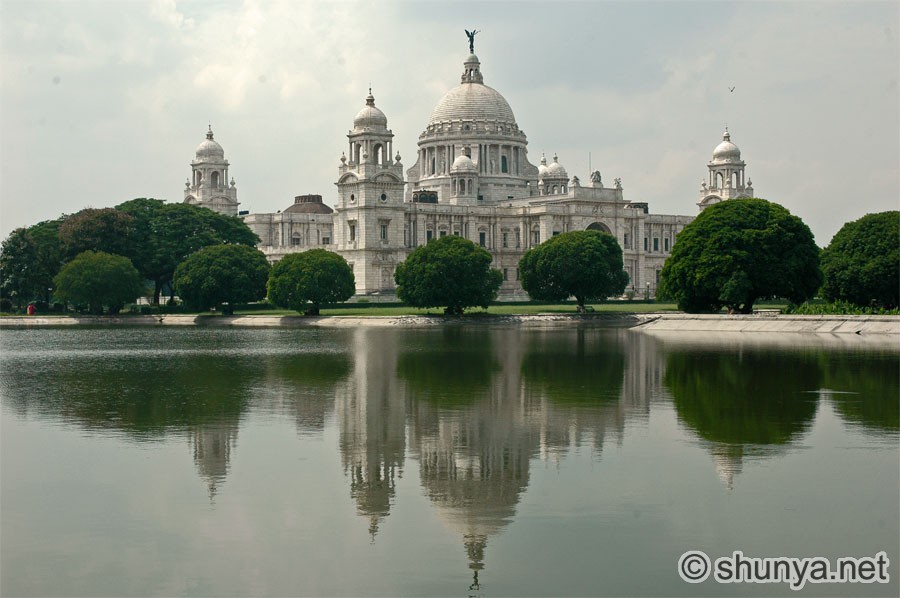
[632,313,900,335]
[2,313,898,334]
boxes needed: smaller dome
[546,153,568,178]
[451,154,477,173]
[284,194,334,214]
[353,90,388,130]
[712,129,741,161]
[537,153,549,177]
[195,127,224,160]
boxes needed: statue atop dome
[465,28,479,53]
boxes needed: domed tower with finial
[184,125,240,216]
[538,153,569,196]
[334,89,406,294]
[698,127,755,210]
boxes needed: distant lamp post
[645,282,651,301]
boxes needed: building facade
[193,40,754,298]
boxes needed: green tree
[58,207,136,260]
[820,211,899,309]
[0,220,63,308]
[658,198,821,313]
[394,235,502,315]
[173,244,270,314]
[116,199,260,304]
[519,230,629,311]
[54,250,146,314]
[267,249,355,315]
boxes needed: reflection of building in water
[710,444,744,491]
[336,329,406,538]
[190,421,239,500]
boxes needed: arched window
[291,233,302,246]
[467,179,473,194]
[431,157,436,175]
[373,144,383,165]
[716,172,724,188]
[211,171,220,187]
[501,156,508,173]
[587,222,612,234]
[552,185,558,194]
[354,143,361,164]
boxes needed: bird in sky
[729,86,735,92]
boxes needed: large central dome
[427,53,517,127]
[429,83,516,125]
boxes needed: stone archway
[587,221,612,234]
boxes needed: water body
[1,325,897,597]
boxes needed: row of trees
[0,199,259,313]
[2,196,896,315]
[658,201,898,313]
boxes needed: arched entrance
[587,222,612,234]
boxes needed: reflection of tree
[396,327,498,407]
[665,349,822,490]
[520,329,626,404]
[820,351,899,432]
[666,350,821,445]
[13,354,253,439]
[261,353,352,435]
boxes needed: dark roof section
[284,194,334,214]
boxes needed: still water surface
[1,324,898,596]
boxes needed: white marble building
[194,39,754,298]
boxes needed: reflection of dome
[712,130,741,161]
[195,127,224,160]
[353,90,388,130]
[451,154,477,173]
[283,194,334,214]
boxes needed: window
[501,156,508,173]
[453,230,460,236]
[380,193,387,202]
[380,224,388,241]
[349,224,356,242]
[440,230,448,238]
[656,269,661,283]
[664,237,670,252]
[624,233,630,249]
[515,230,521,248]
[502,232,508,248]
[479,231,486,247]
[644,238,649,251]
[503,268,508,281]
[515,268,520,281]
[426,229,433,242]
[553,231,560,237]
[322,236,330,245]
[350,194,355,203]
[532,230,540,245]
[291,234,302,246]
[653,238,659,252]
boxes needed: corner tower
[184,126,239,216]
[698,128,755,210]
[333,90,406,294]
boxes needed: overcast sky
[1,0,897,246]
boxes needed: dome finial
[206,123,214,140]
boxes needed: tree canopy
[820,211,899,309]
[394,235,502,315]
[173,244,270,314]
[58,208,135,261]
[0,220,62,308]
[658,198,821,313]
[53,250,145,314]
[116,198,260,304]
[267,249,355,315]
[518,230,629,310]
